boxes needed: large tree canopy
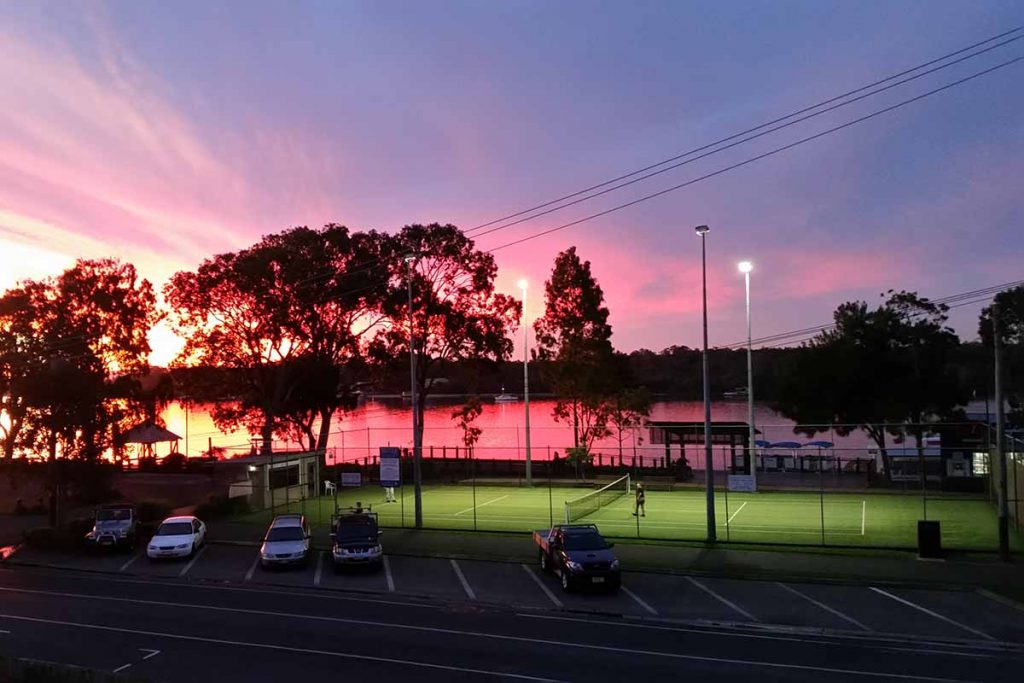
[775,291,964,481]
[164,224,390,454]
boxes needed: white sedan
[147,515,206,559]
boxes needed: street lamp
[405,254,423,529]
[518,278,532,486]
[695,225,716,542]
[738,261,756,491]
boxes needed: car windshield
[337,523,376,540]
[155,522,192,536]
[563,533,607,551]
[266,526,304,542]
[97,509,130,521]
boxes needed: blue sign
[379,447,401,488]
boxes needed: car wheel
[539,551,549,572]
[560,571,571,593]
[189,541,197,557]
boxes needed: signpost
[340,472,362,487]
[379,447,402,487]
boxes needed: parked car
[259,514,311,569]
[533,524,620,592]
[85,504,138,550]
[330,507,383,571]
[146,516,206,560]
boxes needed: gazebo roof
[119,422,181,445]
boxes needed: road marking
[178,545,206,578]
[140,648,160,660]
[112,663,133,674]
[454,494,510,516]
[861,500,867,535]
[382,555,395,592]
[118,554,141,572]
[0,611,971,682]
[521,564,563,608]
[0,629,10,634]
[775,582,870,631]
[869,588,995,641]
[313,552,324,587]
[1,613,559,683]
[516,613,1001,658]
[727,501,748,525]
[245,554,260,582]
[977,587,1024,613]
[686,577,758,622]
[621,586,658,616]
[449,559,476,600]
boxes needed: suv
[85,504,138,550]
[330,507,383,571]
[259,514,311,569]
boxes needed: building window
[269,464,300,489]
[972,452,990,476]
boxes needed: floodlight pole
[406,255,423,529]
[993,304,1009,560]
[696,225,716,542]
[741,262,757,491]
[520,280,533,487]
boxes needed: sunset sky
[1,0,1022,365]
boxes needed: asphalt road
[0,566,1021,682]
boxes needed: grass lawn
[237,482,1021,552]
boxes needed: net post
[563,502,570,525]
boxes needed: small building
[214,451,321,510]
[647,421,757,473]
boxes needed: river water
[159,397,874,466]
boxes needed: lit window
[972,452,990,476]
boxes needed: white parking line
[727,501,748,525]
[313,552,325,587]
[244,554,260,582]
[521,564,563,608]
[112,663,133,674]
[622,586,658,616]
[861,501,867,535]
[450,559,476,600]
[0,629,10,634]
[179,546,206,578]
[454,495,510,516]
[869,587,995,641]
[382,556,395,592]
[686,577,758,622]
[118,554,141,572]
[775,582,870,631]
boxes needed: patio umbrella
[754,439,772,448]
[804,441,834,448]
[769,441,803,449]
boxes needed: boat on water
[494,387,518,403]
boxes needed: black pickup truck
[533,524,620,592]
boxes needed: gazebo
[117,421,182,463]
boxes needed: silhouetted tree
[980,285,1024,422]
[452,397,483,455]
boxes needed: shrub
[193,494,250,521]
[135,499,174,523]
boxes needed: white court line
[869,588,995,641]
[244,554,260,582]
[313,552,324,587]
[454,494,510,516]
[1,613,559,683]
[775,582,870,631]
[179,546,206,578]
[118,554,141,572]
[521,564,563,608]
[686,577,758,622]
[862,500,867,535]
[449,559,476,600]
[0,611,968,682]
[727,501,748,525]
[622,586,658,616]
[382,556,395,592]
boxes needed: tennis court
[238,474,1021,552]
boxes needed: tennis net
[563,474,631,523]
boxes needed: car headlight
[176,544,189,549]
[610,559,620,570]
[373,545,382,553]
[148,545,157,551]
[565,560,583,572]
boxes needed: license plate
[592,576,605,584]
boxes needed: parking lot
[7,541,1024,646]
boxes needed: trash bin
[917,520,942,559]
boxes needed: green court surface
[241,483,1021,552]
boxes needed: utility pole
[993,303,1009,560]
[406,255,423,529]
[519,279,532,486]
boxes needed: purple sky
[1,1,1021,364]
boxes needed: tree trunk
[866,425,891,482]
[572,400,580,449]
[260,404,274,456]
[47,424,59,527]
